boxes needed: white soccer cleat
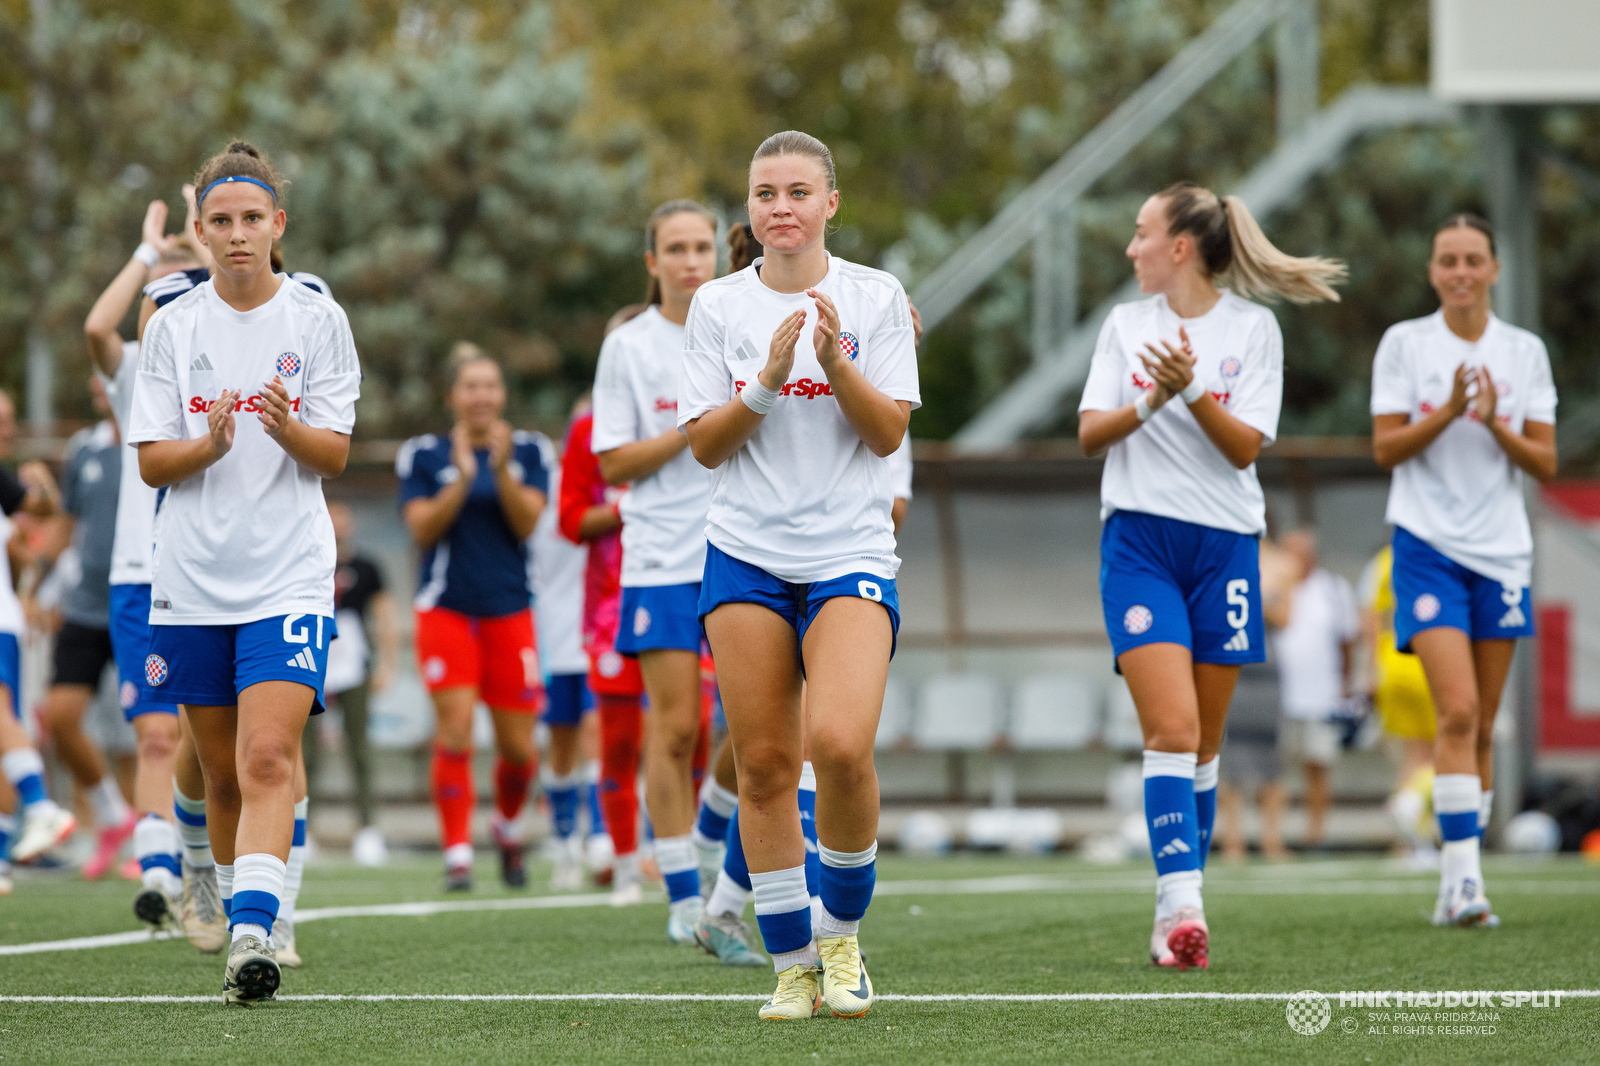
[667,898,704,945]
[1442,876,1491,928]
[351,826,388,868]
[550,836,584,892]
[1150,915,1179,967]
[695,910,767,967]
[759,963,822,1021]
[13,806,77,864]
[222,934,280,1007]
[1165,905,1208,971]
[273,918,301,968]
[182,859,228,954]
[819,934,874,1018]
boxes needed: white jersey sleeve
[590,331,640,452]
[860,289,920,405]
[1078,314,1127,412]
[886,434,913,501]
[1226,314,1283,445]
[1525,337,1558,424]
[677,292,731,430]
[301,302,361,433]
[1369,325,1413,417]
[128,311,187,445]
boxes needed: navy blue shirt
[397,432,549,617]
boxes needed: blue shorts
[1100,510,1264,668]
[616,583,704,656]
[698,544,900,663]
[543,672,593,727]
[141,613,339,715]
[1391,526,1535,652]
[109,584,172,722]
[0,632,19,718]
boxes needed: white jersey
[103,341,160,587]
[1370,311,1556,588]
[127,277,361,625]
[1274,567,1359,720]
[529,441,589,676]
[1079,291,1283,536]
[886,434,913,501]
[591,306,714,587]
[678,255,921,582]
[0,512,21,637]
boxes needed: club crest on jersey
[1220,357,1241,378]
[1124,605,1153,635]
[1413,593,1441,623]
[839,332,859,361]
[277,351,302,378]
[144,654,168,687]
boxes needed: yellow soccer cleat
[819,934,874,1018]
[759,963,822,1021]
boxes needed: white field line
[3,873,1598,957]
[0,990,1598,1005]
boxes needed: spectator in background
[1217,531,1295,861]
[39,377,142,880]
[1275,529,1359,851]
[307,501,398,867]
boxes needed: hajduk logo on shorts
[1123,605,1154,635]
[839,332,859,361]
[1220,357,1241,378]
[144,654,168,687]
[276,351,301,378]
[1413,593,1442,623]
[633,606,652,637]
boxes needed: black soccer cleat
[446,865,474,892]
[499,843,527,889]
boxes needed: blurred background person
[309,501,398,868]
[1217,529,1294,861]
[1274,529,1359,852]
[1359,542,1439,868]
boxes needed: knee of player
[135,718,181,762]
[1143,723,1200,753]
[806,731,872,778]
[1434,697,1479,739]
[238,738,297,789]
[735,743,801,800]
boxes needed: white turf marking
[3,873,1599,957]
[1,991,1597,1005]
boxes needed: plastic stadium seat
[1103,679,1145,751]
[1008,673,1103,750]
[876,676,914,749]
[912,673,1004,750]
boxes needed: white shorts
[1280,717,1341,768]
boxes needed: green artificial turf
[1,853,1596,1065]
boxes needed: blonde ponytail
[1159,182,1345,305]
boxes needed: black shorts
[52,623,116,688]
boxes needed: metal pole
[1031,205,1078,364]
[1276,0,1319,144]
[26,0,57,432]
[1479,105,1541,332]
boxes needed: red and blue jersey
[397,432,550,618]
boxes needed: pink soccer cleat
[81,812,138,881]
[1150,915,1179,967]
[1166,906,1209,971]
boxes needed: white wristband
[1180,378,1205,404]
[740,380,780,415]
[1133,393,1154,423]
[132,242,160,268]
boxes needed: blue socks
[1194,757,1218,870]
[230,853,285,939]
[722,799,752,890]
[799,763,820,898]
[1145,750,1203,917]
[751,865,813,970]
[1,749,51,810]
[817,841,876,937]
[583,760,605,835]
[543,769,582,840]
[696,779,737,845]
[654,835,700,904]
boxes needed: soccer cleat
[1166,906,1209,971]
[182,859,228,954]
[819,934,874,1018]
[759,963,822,1021]
[134,883,183,933]
[550,837,584,892]
[13,806,77,864]
[1150,915,1179,967]
[1443,877,1491,927]
[667,897,704,945]
[695,911,767,967]
[272,918,301,968]
[498,842,527,889]
[81,812,139,881]
[610,879,643,906]
[446,864,474,892]
[222,934,280,1006]
[0,871,12,896]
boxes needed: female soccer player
[1078,182,1343,970]
[128,141,361,1004]
[558,397,647,904]
[591,200,720,941]
[398,346,548,891]
[681,131,918,1020]
[1371,214,1556,927]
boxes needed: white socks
[173,783,213,867]
[1156,870,1203,919]
[1480,789,1494,831]
[706,870,752,920]
[134,815,182,892]
[88,777,132,828]
[282,799,308,926]
[231,853,287,944]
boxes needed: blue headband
[198,175,277,206]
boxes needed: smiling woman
[125,139,362,1006]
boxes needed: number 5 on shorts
[1225,579,1249,630]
